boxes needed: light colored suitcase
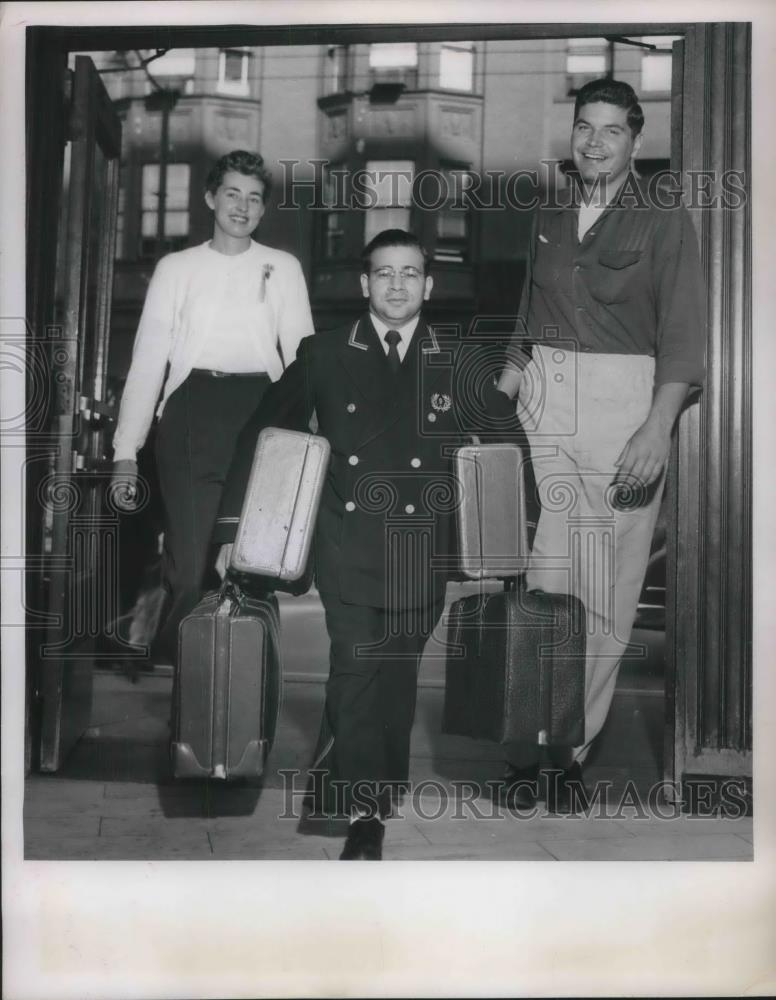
[229,427,330,590]
[455,442,530,579]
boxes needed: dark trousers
[310,591,446,816]
[154,370,270,666]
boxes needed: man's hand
[614,420,672,489]
[614,382,690,490]
[111,459,139,511]
[215,543,233,581]
[496,366,523,400]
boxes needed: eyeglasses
[370,267,424,283]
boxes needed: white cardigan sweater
[112,240,314,462]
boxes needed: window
[440,42,474,91]
[321,166,346,259]
[369,42,418,88]
[325,45,349,95]
[324,214,346,259]
[217,48,250,96]
[641,53,672,92]
[434,165,471,263]
[638,36,680,93]
[566,37,609,95]
[362,160,414,245]
[140,163,190,258]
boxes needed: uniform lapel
[414,324,457,431]
[339,315,439,449]
[338,314,393,403]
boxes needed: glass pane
[437,212,467,239]
[149,48,195,76]
[364,160,414,207]
[567,54,606,74]
[164,210,189,237]
[440,46,473,91]
[141,164,159,210]
[364,207,410,244]
[325,45,347,94]
[141,210,158,237]
[223,50,245,82]
[567,37,608,49]
[369,42,418,69]
[325,213,345,258]
[166,164,190,209]
[641,53,672,92]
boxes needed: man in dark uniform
[214,229,508,860]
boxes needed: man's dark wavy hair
[205,150,273,199]
[573,78,645,138]
[360,229,431,276]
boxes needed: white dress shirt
[369,312,422,362]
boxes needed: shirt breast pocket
[589,250,643,304]
[531,239,564,289]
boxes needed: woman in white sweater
[111,149,314,667]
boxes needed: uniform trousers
[154,370,271,666]
[310,591,446,816]
[507,346,664,767]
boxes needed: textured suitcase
[443,583,586,746]
[230,427,330,594]
[455,443,530,579]
[172,583,281,779]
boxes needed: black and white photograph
[2,1,774,997]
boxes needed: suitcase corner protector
[228,740,268,778]
[171,742,212,779]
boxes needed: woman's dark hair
[205,150,273,200]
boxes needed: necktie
[384,329,402,375]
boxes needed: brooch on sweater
[259,263,274,303]
[431,392,452,412]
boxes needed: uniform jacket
[215,313,510,609]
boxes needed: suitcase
[230,427,330,594]
[172,582,281,779]
[442,582,586,746]
[455,442,530,579]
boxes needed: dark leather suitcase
[454,443,530,579]
[172,583,281,780]
[443,582,586,747]
[229,427,330,595]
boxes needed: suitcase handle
[218,574,244,610]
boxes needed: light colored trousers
[513,345,664,765]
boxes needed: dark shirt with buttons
[513,176,706,387]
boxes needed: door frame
[28,51,123,771]
[24,21,752,788]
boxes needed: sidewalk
[24,669,753,861]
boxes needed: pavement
[23,586,753,861]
